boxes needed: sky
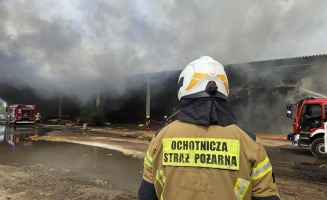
[1,0,327,104]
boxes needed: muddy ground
[1,124,327,200]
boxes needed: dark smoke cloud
[0,0,327,105]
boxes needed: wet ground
[0,126,143,193]
[0,125,327,199]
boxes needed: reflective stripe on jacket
[141,120,280,200]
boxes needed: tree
[0,104,6,115]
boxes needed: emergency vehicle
[6,104,36,124]
[286,97,327,159]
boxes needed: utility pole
[146,79,151,118]
[58,94,62,117]
[96,84,101,108]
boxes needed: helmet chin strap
[205,81,218,95]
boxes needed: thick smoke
[300,60,327,97]
[0,0,327,106]
[226,57,327,134]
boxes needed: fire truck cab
[287,97,327,159]
[6,104,36,125]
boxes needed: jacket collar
[177,98,237,126]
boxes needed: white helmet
[177,56,229,100]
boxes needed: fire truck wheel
[311,138,327,159]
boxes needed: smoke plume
[0,0,327,132]
[0,0,327,104]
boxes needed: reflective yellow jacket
[35,114,41,121]
[142,120,279,200]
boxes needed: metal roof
[227,54,327,69]
[133,54,327,80]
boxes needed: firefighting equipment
[177,56,229,100]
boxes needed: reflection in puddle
[0,126,143,192]
[0,126,4,142]
[0,126,48,149]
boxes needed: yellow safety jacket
[143,120,279,200]
[35,114,41,121]
[140,98,280,200]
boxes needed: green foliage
[0,104,6,115]
[80,106,106,126]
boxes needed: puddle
[0,126,143,192]
[0,125,49,146]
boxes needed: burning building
[104,54,327,134]
[0,54,326,134]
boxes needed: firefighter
[146,115,151,130]
[138,56,280,200]
[163,115,168,125]
[35,113,41,126]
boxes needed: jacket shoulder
[154,126,166,137]
[235,125,257,141]
[154,120,181,137]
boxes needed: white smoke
[0,0,327,104]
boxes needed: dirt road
[0,125,327,200]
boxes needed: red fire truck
[286,97,327,159]
[6,104,36,124]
